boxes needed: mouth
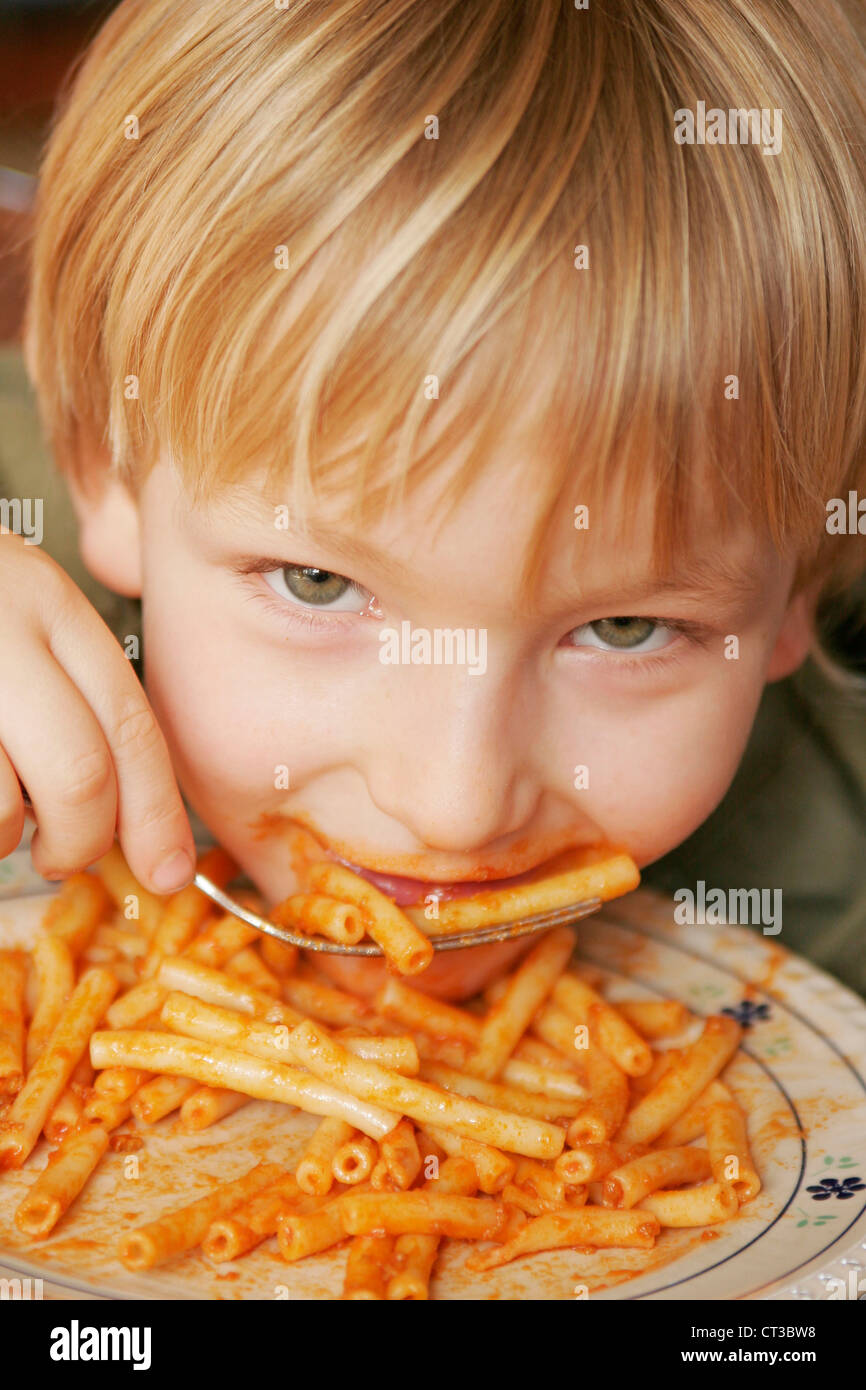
[328,855,554,908]
[268,813,597,907]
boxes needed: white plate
[0,851,864,1300]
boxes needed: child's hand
[0,533,195,893]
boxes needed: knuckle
[81,827,117,868]
[0,784,23,825]
[131,797,183,841]
[0,528,36,567]
[112,704,162,758]
[0,536,66,616]
[0,805,24,856]
[0,810,20,837]
[27,544,71,602]
[35,823,114,875]
[55,747,114,809]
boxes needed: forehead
[162,253,792,606]
[186,405,779,611]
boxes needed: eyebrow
[567,557,768,613]
[202,490,414,585]
[278,525,415,587]
[221,504,768,612]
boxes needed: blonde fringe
[21,0,866,609]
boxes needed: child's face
[128,439,810,997]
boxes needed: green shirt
[2,344,865,998]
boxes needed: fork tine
[193,872,603,957]
[193,873,390,955]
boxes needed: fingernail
[151,849,195,892]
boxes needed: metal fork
[193,872,603,956]
[16,777,603,955]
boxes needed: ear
[764,584,817,683]
[66,470,143,598]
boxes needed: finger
[0,741,26,860]
[43,595,195,893]
[0,645,119,877]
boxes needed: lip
[259,812,598,906]
[329,853,548,907]
[276,814,591,874]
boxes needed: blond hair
[23,0,866,609]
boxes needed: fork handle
[193,873,602,956]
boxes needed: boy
[2,0,865,1000]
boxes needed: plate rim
[594,894,866,1301]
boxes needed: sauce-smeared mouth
[330,855,543,907]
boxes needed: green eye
[261,561,374,615]
[589,617,657,648]
[567,615,679,656]
[283,567,350,605]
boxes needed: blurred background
[0,0,117,342]
[0,0,141,631]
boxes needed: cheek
[140,586,322,812]
[566,666,766,866]
[143,625,265,801]
[138,582,371,894]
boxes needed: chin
[310,936,537,1003]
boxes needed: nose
[358,659,540,854]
